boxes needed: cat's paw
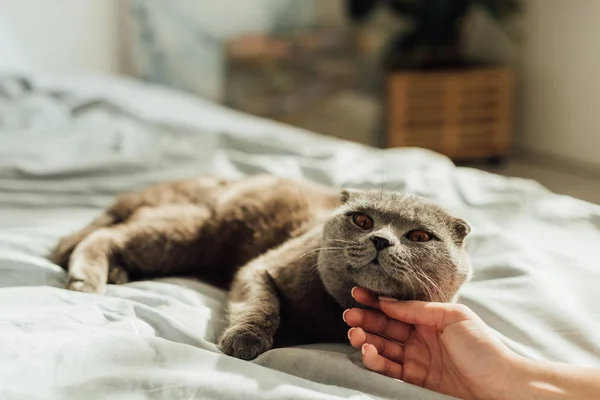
[219,325,273,360]
[66,275,106,294]
[108,265,130,285]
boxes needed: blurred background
[1,0,599,203]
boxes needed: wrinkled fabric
[0,73,598,400]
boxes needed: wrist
[466,351,530,400]
[502,355,600,400]
[505,356,546,400]
[491,353,534,400]
[485,353,555,400]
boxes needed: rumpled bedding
[0,71,599,400]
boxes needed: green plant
[347,0,522,69]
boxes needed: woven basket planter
[386,66,515,162]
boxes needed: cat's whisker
[343,245,364,249]
[412,268,440,302]
[404,269,431,301]
[392,252,415,264]
[389,260,430,301]
[324,238,357,245]
[413,267,444,301]
[407,268,431,300]
[345,248,367,256]
[389,255,411,272]
[406,273,419,299]
[417,271,442,298]
[299,247,341,258]
[395,268,416,299]
[302,261,324,295]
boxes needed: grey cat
[50,174,472,360]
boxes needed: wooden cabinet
[386,67,515,162]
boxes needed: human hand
[343,287,519,400]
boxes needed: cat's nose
[371,236,392,252]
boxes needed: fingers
[378,299,477,330]
[344,307,413,343]
[361,343,403,380]
[351,287,379,309]
[350,287,477,330]
[348,327,404,362]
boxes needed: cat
[50,174,472,360]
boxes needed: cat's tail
[49,212,118,269]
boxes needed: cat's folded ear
[340,189,358,203]
[452,218,471,246]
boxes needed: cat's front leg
[219,266,280,360]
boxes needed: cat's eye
[407,230,432,242]
[352,213,373,230]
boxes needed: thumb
[378,300,478,330]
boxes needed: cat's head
[318,190,472,308]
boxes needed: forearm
[505,356,600,400]
[227,265,280,335]
[219,264,280,359]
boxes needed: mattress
[0,71,599,400]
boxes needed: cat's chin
[350,266,413,300]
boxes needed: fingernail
[342,309,350,322]
[351,287,358,298]
[379,296,398,302]
[361,343,368,355]
[347,327,355,340]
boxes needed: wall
[463,0,600,169]
[517,0,600,169]
[0,0,126,74]
[2,1,599,168]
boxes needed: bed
[1,64,600,400]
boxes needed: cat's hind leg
[66,205,212,294]
[50,213,118,269]
[50,188,165,269]
[66,227,125,293]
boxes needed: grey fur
[50,175,472,360]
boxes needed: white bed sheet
[0,72,599,400]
